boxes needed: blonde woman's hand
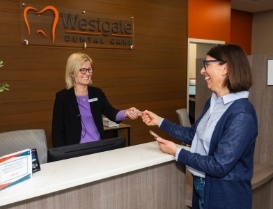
[125,107,142,120]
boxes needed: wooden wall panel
[0,0,188,148]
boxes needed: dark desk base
[104,123,131,146]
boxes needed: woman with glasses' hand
[52,52,141,148]
[141,44,257,209]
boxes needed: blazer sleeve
[160,98,211,145]
[91,87,120,122]
[52,92,66,147]
[160,119,197,145]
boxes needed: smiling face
[74,60,92,87]
[200,55,230,97]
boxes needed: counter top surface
[0,141,188,206]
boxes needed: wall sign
[268,60,273,85]
[20,3,134,49]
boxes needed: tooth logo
[23,6,59,43]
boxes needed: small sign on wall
[268,60,273,85]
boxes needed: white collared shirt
[185,91,249,177]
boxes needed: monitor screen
[47,137,126,163]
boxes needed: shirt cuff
[116,110,126,121]
[175,147,182,161]
[158,118,164,127]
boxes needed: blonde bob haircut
[65,52,93,89]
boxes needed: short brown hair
[207,44,252,92]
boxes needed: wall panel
[0,0,188,148]
[230,9,252,55]
[252,10,273,55]
[188,0,230,43]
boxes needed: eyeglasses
[79,67,94,74]
[203,60,224,69]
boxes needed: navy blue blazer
[160,98,258,209]
[52,86,120,147]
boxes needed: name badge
[88,98,98,102]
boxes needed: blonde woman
[52,52,140,147]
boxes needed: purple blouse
[76,95,125,143]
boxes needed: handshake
[124,107,143,120]
[125,108,162,128]
[124,107,163,126]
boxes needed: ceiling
[231,0,273,13]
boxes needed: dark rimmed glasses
[203,60,225,70]
[79,67,94,74]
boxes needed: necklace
[76,95,88,104]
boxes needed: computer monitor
[47,137,126,163]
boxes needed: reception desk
[0,142,188,209]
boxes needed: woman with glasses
[141,44,257,209]
[52,52,140,147]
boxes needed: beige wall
[252,10,273,54]
[244,10,273,164]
